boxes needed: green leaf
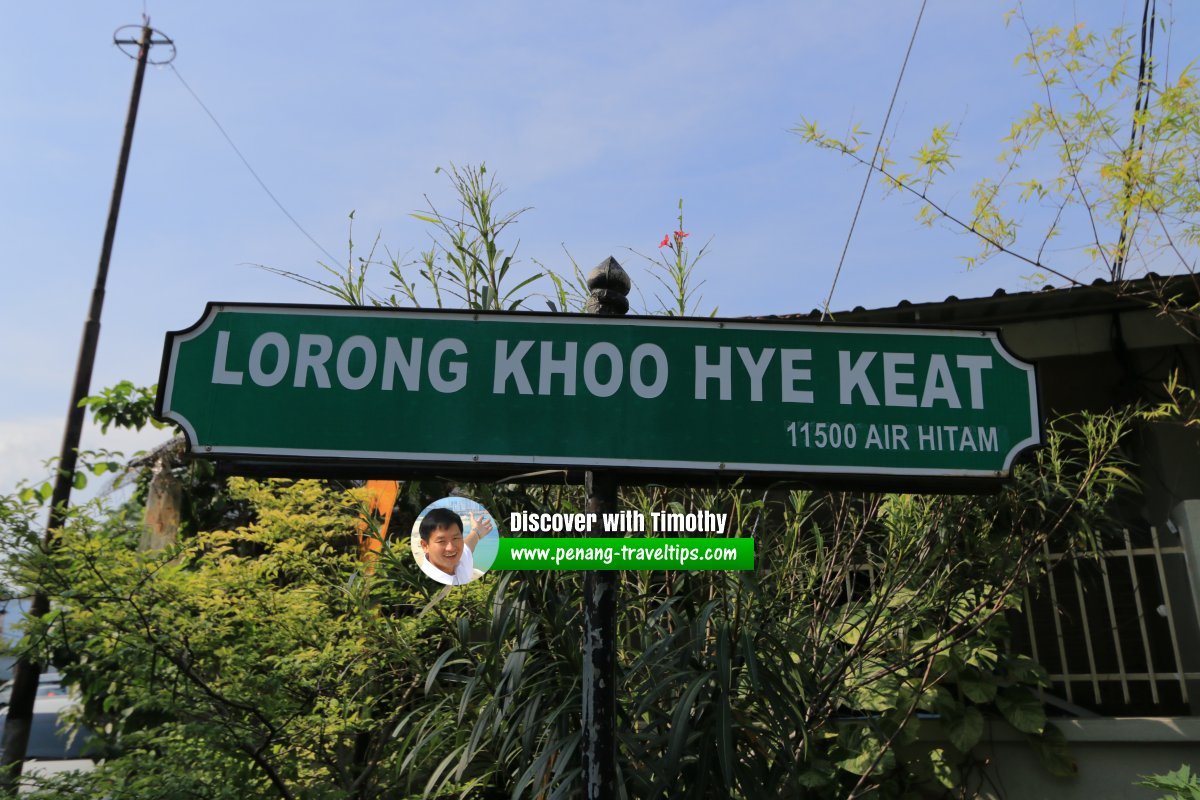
[73,472,87,490]
[929,747,961,789]
[944,705,984,752]
[1137,764,1200,796]
[1026,723,1076,777]
[797,765,832,788]
[958,671,997,703]
[424,647,461,694]
[996,687,1046,734]
[851,673,902,712]
[505,272,544,299]
[39,482,53,501]
[1005,653,1051,687]
[830,608,868,645]
[837,728,895,776]
[664,673,711,775]
[916,685,954,715]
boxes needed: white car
[0,674,89,760]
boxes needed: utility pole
[0,19,172,790]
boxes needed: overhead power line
[821,0,928,320]
[168,63,342,266]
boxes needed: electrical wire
[167,63,342,266]
[821,0,928,321]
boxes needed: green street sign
[155,303,1041,485]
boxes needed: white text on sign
[210,331,995,408]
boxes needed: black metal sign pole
[581,257,629,800]
[0,21,158,790]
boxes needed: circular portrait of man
[410,497,500,586]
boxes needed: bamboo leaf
[424,647,461,694]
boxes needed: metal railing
[1013,528,1200,715]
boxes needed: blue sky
[2,1,1194,493]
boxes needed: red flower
[673,230,689,244]
[658,234,670,248]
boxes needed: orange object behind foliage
[357,480,400,563]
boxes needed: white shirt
[420,544,478,585]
